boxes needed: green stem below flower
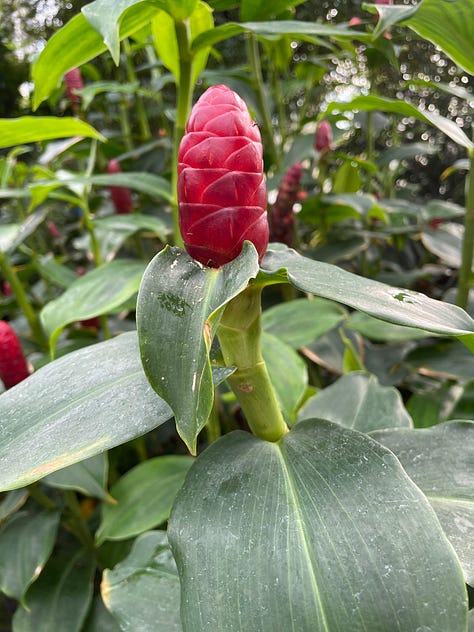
[456,147,474,310]
[217,286,288,443]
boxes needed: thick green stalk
[456,147,474,310]
[123,38,152,142]
[171,19,194,248]
[246,34,280,170]
[217,286,288,442]
[0,252,47,347]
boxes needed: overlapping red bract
[106,159,133,214]
[315,120,333,152]
[178,85,269,267]
[0,321,29,389]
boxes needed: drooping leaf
[259,244,474,351]
[43,453,109,501]
[0,332,173,491]
[0,510,60,600]
[347,312,430,342]
[324,95,474,150]
[96,456,193,544]
[169,420,467,631]
[0,489,29,522]
[137,243,259,453]
[101,531,181,632]
[370,0,474,75]
[298,371,413,431]
[0,117,105,149]
[40,259,146,351]
[12,550,96,632]
[32,5,161,109]
[372,421,474,585]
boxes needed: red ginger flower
[178,84,269,268]
[106,159,133,214]
[64,68,84,111]
[269,162,303,248]
[315,120,333,153]
[0,321,29,389]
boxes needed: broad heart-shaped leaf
[298,371,413,432]
[96,456,193,544]
[101,531,181,632]
[262,297,346,348]
[0,332,173,491]
[370,0,474,76]
[12,550,95,632]
[169,420,467,631]
[371,421,474,585]
[43,453,109,501]
[137,242,259,453]
[325,95,474,151]
[259,244,474,351]
[40,259,146,352]
[82,0,167,64]
[0,117,105,149]
[32,4,161,109]
[0,510,60,600]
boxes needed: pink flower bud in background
[375,0,393,4]
[348,17,362,26]
[315,120,333,153]
[106,159,134,214]
[178,84,269,268]
[0,321,30,389]
[269,162,303,248]
[47,221,61,240]
[1,281,12,297]
[64,68,84,112]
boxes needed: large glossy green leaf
[169,420,467,631]
[40,260,146,351]
[372,421,474,585]
[0,117,104,149]
[262,297,346,348]
[325,95,474,150]
[298,371,413,431]
[0,332,173,491]
[101,531,181,632]
[0,510,59,600]
[137,243,259,453]
[192,20,370,52]
[43,453,109,501]
[259,244,474,351]
[96,456,193,544]
[370,0,474,75]
[262,332,307,425]
[12,550,95,632]
[32,5,161,109]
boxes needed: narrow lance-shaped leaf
[0,117,105,149]
[259,244,474,351]
[137,243,260,453]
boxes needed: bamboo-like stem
[171,19,194,248]
[217,286,288,442]
[246,34,280,170]
[123,38,152,142]
[456,146,474,310]
[0,252,48,348]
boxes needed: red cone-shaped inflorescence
[0,321,29,389]
[64,68,84,111]
[106,159,133,214]
[315,120,333,153]
[178,84,269,268]
[269,162,303,248]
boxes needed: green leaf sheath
[217,285,289,441]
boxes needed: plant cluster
[0,0,473,630]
